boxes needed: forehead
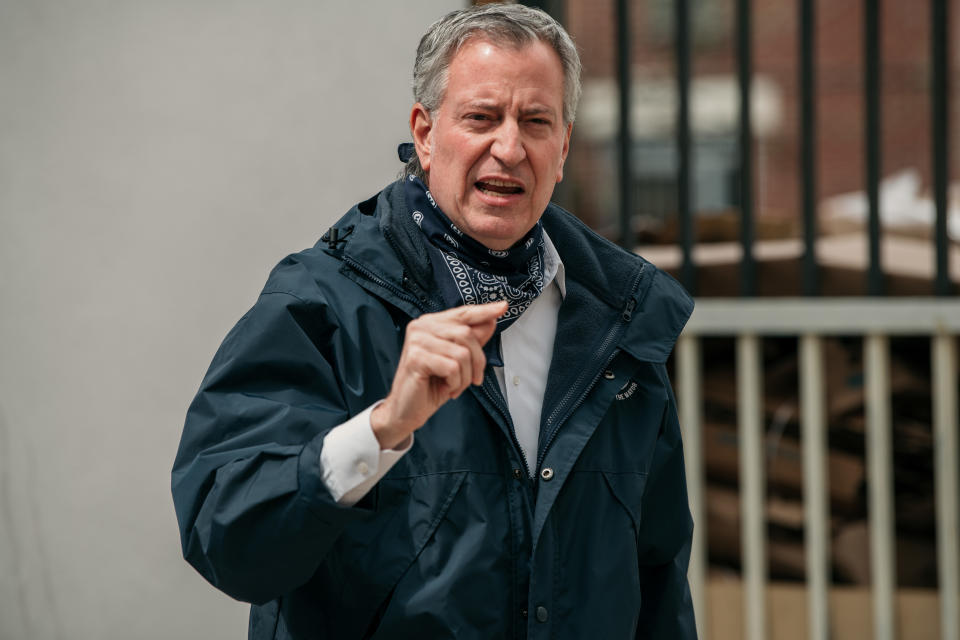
[443,37,564,106]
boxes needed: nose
[490,119,526,167]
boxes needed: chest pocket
[572,363,668,476]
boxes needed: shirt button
[512,375,520,386]
[540,467,554,481]
[521,608,528,619]
[357,461,370,476]
[604,369,615,379]
[513,468,523,480]
[536,606,549,623]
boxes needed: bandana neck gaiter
[403,175,546,367]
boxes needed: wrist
[370,401,413,451]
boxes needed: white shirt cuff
[319,402,413,507]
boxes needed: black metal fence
[524,0,954,297]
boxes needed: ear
[410,103,434,173]
[555,122,573,183]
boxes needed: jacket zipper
[535,333,621,473]
[480,377,533,480]
[342,255,423,310]
[534,267,644,473]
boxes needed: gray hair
[402,3,582,181]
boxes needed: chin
[478,227,530,250]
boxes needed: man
[172,4,696,639]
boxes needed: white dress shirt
[321,232,565,505]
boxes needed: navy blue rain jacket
[172,179,697,639]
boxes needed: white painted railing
[677,298,960,640]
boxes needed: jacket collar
[335,180,693,363]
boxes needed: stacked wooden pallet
[695,335,937,588]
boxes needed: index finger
[449,301,509,325]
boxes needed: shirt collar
[541,229,566,298]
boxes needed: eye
[467,113,490,121]
[528,117,552,126]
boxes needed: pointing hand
[370,301,507,450]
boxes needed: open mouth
[475,179,524,197]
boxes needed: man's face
[411,38,572,251]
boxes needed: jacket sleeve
[171,268,382,605]
[635,365,698,639]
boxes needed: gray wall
[0,1,462,637]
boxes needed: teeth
[484,179,520,188]
[478,185,512,193]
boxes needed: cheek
[437,147,471,180]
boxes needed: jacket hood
[329,180,693,364]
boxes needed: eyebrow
[460,102,558,118]
[461,101,499,112]
[520,106,557,118]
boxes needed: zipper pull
[622,298,637,322]
[322,225,355,251]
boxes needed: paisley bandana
[403,175,546,367]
